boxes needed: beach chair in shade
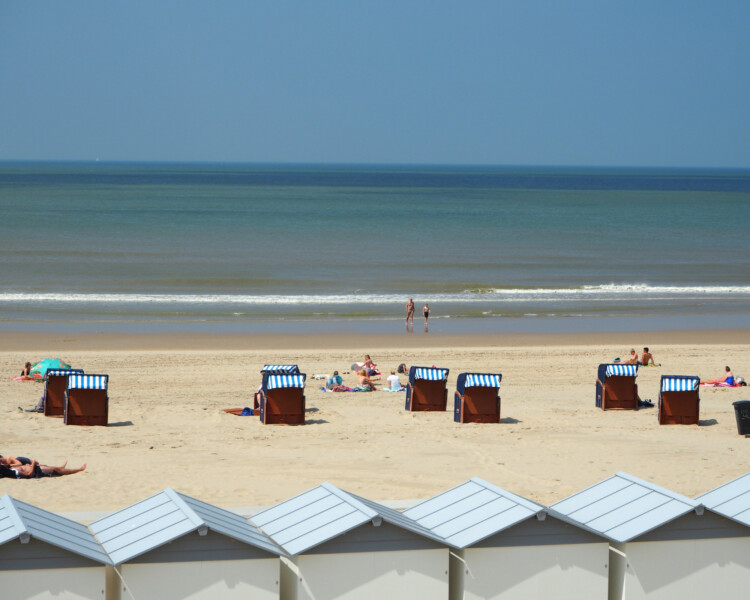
[596,363,639,410]
[658,375,700,425]
[405,366,449,412]
[454,372,502,423]
[258,372,306,425]
[63,374,109,426]
[43,368,84,416]
[253,364,300,409]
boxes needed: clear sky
[1,1,748,167]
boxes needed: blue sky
[1,1,748,167]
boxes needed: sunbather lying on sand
[0,455,86,478]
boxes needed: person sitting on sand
[326,371,343,389]
[703,366,734,386]
[20,362,32,377]
[0,455,86,478]
[386,371,402,391]
[622,349,639,365]
[640,347,656,366]
[357,370,376,391]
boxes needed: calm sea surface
[1,162,749,333]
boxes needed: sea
[1,162,749,334]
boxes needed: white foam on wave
[0,284,748,305]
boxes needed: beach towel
[700,382,741,388]
[11,376,36,381]
[223,407,255,416]
[319,385,356,393]
[383,386,406,392]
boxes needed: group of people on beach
[325,354,404,392]
[0,454,86,479]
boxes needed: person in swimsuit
[423,303,430,326]
[0,455,87,478]
[405,298,415,326]
[702,366,735,386]
[20,362,31,376]
[640,347,656,366]
[623,349,638,365]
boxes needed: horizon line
[1,159,750,172]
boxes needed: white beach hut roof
[402,477,545,548]
[696,472,750,527]
[90,488,281,564]
[251,482,444,555]
[550,472,702,543]
[0,494,111,565]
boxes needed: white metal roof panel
[91,488,280,564]
[251,482,375,555]
[402,478,545,548]
[0,495,110,564]
[550,472,700,542]
[697,472,750,527]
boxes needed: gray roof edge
[613,503,704,543]
[695,472,750,504]
[164,488,205,530]
[469,477,546,513]
[550,473,622,510]
[701,506,750,530]
[616,472,700,507]
[321,483,378,520]
[545,508,615,543]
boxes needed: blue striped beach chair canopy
[410,366,449,383]
[261,364,300,374]
[46,368,84,379]
[661,375,700,392]
[605,364,638,378]
[266,373,306,390]
[456,373,502,396]
[67,374,109,390]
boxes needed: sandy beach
[1,329,749,515]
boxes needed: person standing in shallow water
[423,303,430,326]
[405,298,415,327]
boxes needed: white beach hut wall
[89,488,282,600]
[0,494,111,600]
[691,472,750,597]
[403,477,609,600]
[251,482,450,600]
[551,471,749,600]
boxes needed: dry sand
[1,329,749,515]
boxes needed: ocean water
[1,162,749,333]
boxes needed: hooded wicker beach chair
[454,372,502,423]
[658,375,700,425]
[259,372,306,425]
[253,364,300,409]
[64,373,109,426]
[43,368,84,416]
[405,366,449,412]
[596,364,639,410]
